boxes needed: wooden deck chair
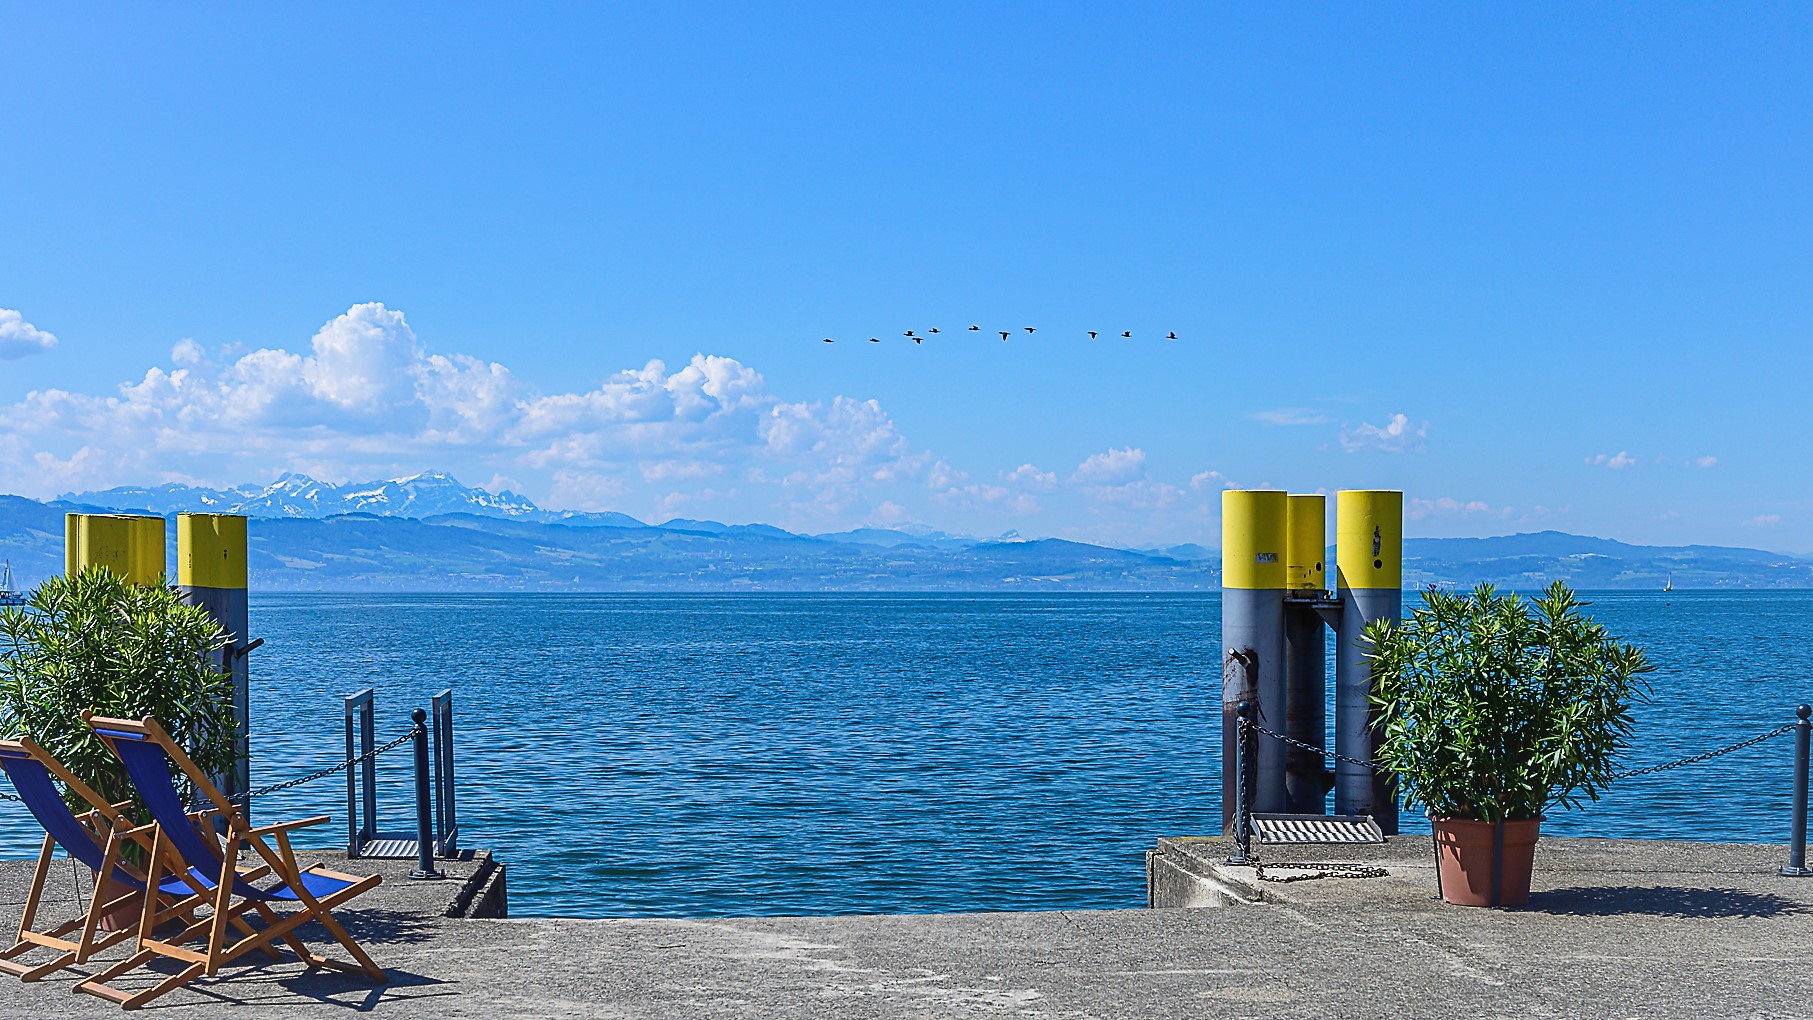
[75,713,386,1009]
[0,736,227,981]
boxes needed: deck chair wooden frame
[75,713,386,1009]
[0,736,247,981]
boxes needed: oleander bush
[0,567,241,814]
[1365,581,1654,823]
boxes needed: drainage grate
[1251,813,1384,845]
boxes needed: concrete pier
[5,839,1813,1017]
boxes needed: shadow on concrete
[1526,885,1809,918]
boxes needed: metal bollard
[1781,704,1812,878]
[1226,702,1257,866]
[408,709,444,880]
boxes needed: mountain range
[0,472,1803,592]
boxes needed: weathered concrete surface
[4,838,1813,1017]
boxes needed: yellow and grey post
[1221,490,1289,830]
[1283,494,1328,813]
[177,514,252,808]
[1334,490,1402,834]
[65,513,166,586]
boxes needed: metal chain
[1242,717,1797,781]
[1255,861,1389,883]
[1609,723,1795,780]
[224,724,419,804]
[1245,720,1384,771]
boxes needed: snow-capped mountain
[61,471,639,526]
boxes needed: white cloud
[1248,408,1327,426]
[1338,413,1427,454]
[1190,470,1235,491]
[0,303,936,524]
[170,338,205,365]
[1744,514,1783,527]
[1407,496,1503,521]
[0,309,58,359]
[1001,463,1056,492]
[1070,447,1146,486]
[1586,451,1638,470]
[1694,456,1718,469]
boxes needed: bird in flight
[968,325,981,331]
[1121,331,1132,338]
[914,336,921,344]
[869,337,879,343]
[928,327,940,334]
[1024,327,1036,334]
[1087,331,1098,339]
[998,331,1010,341]
[904,330,916,338]
[823,338,834,343]
[1166,331,1178,340]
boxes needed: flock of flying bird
[821,326,1181,344]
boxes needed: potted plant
[0,567,242,921]
[1365,581,1653,907]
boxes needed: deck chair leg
[0,834,56,978]
[122,961,207,1010]
[260,830,386,981]
[204,833,240,976]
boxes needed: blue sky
[1,4,1808,550]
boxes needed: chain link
[1255,861,1389,883]
[224,724,419,804]
[1241,717,1797,781]
[1609,723,1795,780]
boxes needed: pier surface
[4,837,1812,1017]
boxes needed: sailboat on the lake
[1662,572,1674,593]
[0,561,23,606]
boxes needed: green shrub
[0,567,241,814]
[1366,581,1654,823]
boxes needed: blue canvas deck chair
[76,713,386,1009]
[0,736,222,981]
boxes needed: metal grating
[1251,813,1384,845]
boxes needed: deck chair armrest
[241,815,332,838]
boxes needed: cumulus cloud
[1248,408,1327,426]
[0,303,930,525]
[1338,413,1427,454]
[1001,463,1057,492]
[1190,470,1235,491]
[0,309,58,359]
[1070,447,1146,486]
[1586,451,1638,470]
[1407,496,1505,521]
[170,338,205,365]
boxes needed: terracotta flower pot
[92,872,143,932]
[1430,817,1541,907]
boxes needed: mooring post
[1222,490,1288,829]
[177,514,251,815]
[1283,493,1329,814]
[1334,490,1403,835]
[1781,704,1812,878]
[1226,701,1257,866]
[408,708,443,880]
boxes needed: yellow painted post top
[1336,490,1403,590]
[1222,490,1288,590]
[65,513,166,586]
[1286,494,1326,591]
[178,514,248,589]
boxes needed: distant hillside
[1402,531,1813,590]
[6,481,1809,592]
[0,496,1213,592]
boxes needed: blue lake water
[2,591,1810,918]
